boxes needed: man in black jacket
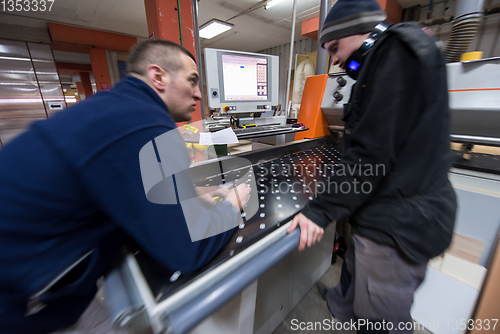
[286,0,457,332]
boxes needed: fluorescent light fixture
[199,19,234,39]
[265,0,285,9]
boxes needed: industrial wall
[260,0,500,110]
[259,38,318,111]
[410,0,500,58]
[0,39,66,146]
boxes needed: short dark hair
[127,39,196,76]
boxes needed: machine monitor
[204,48,279,113]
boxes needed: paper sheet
[199,128,239,145]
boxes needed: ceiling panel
[1,0,424,53]
[198,0,322,51]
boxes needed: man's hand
[286,213,324,252]
[195,186,229,206]
[225,183,251,212]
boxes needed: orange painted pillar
[79,72,93,98]
[89,48,112,91]
[76,82,85,101]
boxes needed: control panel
[222,105,237,112]
[321,74,356,128]
[221,105,271,112]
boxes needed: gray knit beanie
[319,0,387,48]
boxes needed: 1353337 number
[2,0,55,12]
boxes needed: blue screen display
[348,60,360,71]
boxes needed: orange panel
[303,31,319,40]
[295,74,330,141]
[48,23,137,52]
[301,17,319,40]
[89,48,111,91]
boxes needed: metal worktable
[104,136,341,334]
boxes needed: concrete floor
[272,258,432,334]
[272,258,349,334]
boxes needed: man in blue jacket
[0,39,250,333]
[287,0,457,332]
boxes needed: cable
[177,0,184,46]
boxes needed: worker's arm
[286,213,324,252]
[290,37,423,247]
[81,125,249,274]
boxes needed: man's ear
[146,64,169,92]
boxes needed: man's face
[162,54,202,122]
[325,34,369,70]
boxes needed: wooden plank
[446,233,485,264]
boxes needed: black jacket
[301,23,457,263]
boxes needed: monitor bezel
[204,48,279,112]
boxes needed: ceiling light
[265,0,285,9]
[199,19,234,39]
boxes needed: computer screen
[221,54,268,101]
[204,48,279,113]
